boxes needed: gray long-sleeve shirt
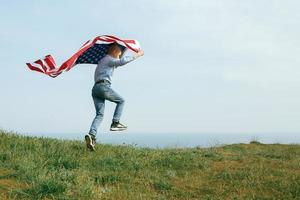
[94,55,136,83]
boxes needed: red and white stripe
[26,35,141,78]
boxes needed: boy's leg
[89,96,105,136]
[102,87,127,131]
[104,87,125,122]
[86,96,105,151]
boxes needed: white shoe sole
[85,135,95,151]
[110,127,127,131]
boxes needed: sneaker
[90,134,96,145]
[85,134,95,151]
[110,121,127,131]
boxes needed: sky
[0,0,300,137]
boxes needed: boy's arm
[108,56,136,67]
[108,50,144,67]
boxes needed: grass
[0,129,299,200]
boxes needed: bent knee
[116,98,125,104]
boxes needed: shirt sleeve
[107,56,136,67]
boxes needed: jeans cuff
[89,132,96,137]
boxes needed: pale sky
[0,0,300,136]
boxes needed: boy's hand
[136,50,144,58]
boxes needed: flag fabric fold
[26,35,141,78]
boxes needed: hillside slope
[0,130,299,200]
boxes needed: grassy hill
[0,130,299,200]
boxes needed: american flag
[26,35,141,78]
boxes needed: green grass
[0,129,299,200]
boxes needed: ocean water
[23,132,300,148]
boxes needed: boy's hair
[107,43,121,55]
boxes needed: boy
[85,43,144,151]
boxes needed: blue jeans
[89,82,125,136]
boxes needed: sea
[22,132,300,148]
